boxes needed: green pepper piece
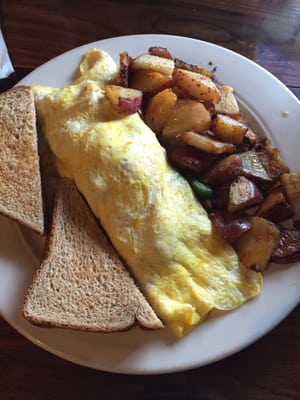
[188,177,213,199]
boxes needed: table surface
[0,1,299,399]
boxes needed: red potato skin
[202,154,243,186]
[167,145,216,175]
[210,209,253,243]
[105,85,143,114]
[118,96,143,114]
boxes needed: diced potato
[215,85,240,116]
[239,150,272,187]
[211,114,248,144]
[161,99,211,143]
[119,51,132,87]
[174,58,214,79]
[129,69,172,95]
[257,139,289,180]
[244,129,260,147]
[148,46,173,59]
[168,145,215,175]
[234,216,280,271]
[144,88,177,134]
[256,186,294,222]
[171,85,188,99]
[105,85,143,114]
[271,228,300,264]
[178,131,236,155]
[202,154,243,185]
[210,209,253,244]
[172,67,221,103]
[280,173,300,220]
[131,54,174,75]
[228,176,263,212]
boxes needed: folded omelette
[33,49,262,337]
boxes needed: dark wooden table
[0,1,299,399]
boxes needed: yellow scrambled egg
[33,49,263,337]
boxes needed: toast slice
[23,178,163,332]
[0,85,44,235]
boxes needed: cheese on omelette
[33,49,263,337]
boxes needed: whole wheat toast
[0,86,44,235]
[23,178,163,332]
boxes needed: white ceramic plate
[0,34,299,375]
